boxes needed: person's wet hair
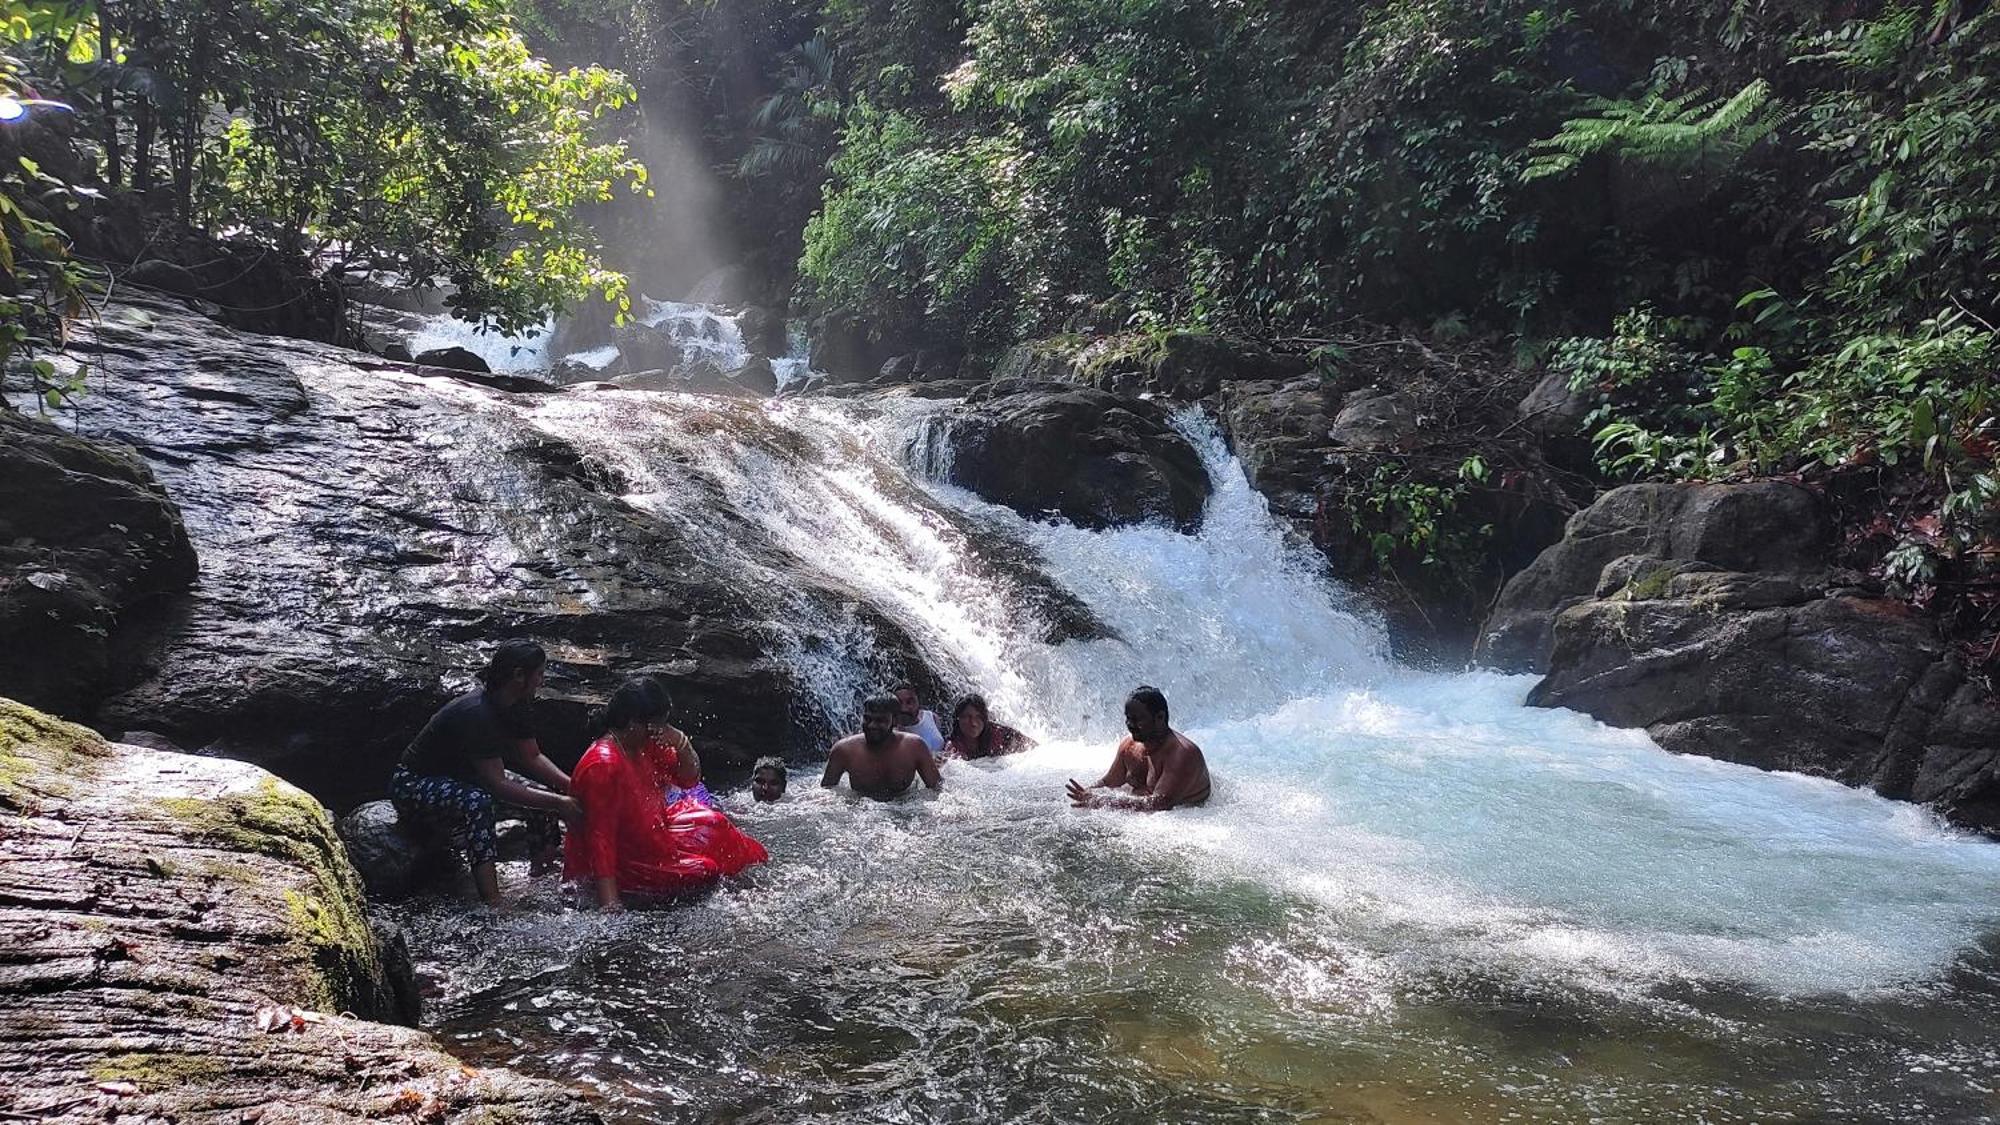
[953,693,989,725]
[479,639,547,689]
[589,677,669,737]
[639,675,673,716]
[890,681,917,697]
[863,694,899,718]
[1128,685,1169,722]
[753,755,787,775]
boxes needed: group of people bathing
[390,640,1213,910]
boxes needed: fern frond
[1522,80,1780,182]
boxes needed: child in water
[565,678,768,911]
[751,756,788,802]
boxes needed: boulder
[412,346,490,374]
[1487,478,2000,832]
[728,356,779,396]
[1063,331,1308,399]
[913,381,1211,531]
[992,341,1077,384]
[611,322,684,374]
[1220,377,1340,518]
[736,305,789,358]
[549,295,622,356]
[17,295,944,809]
[0,411,198,716]
[336,799,455,900]
[125,257,204,298]
[1478,481,1832,673]
[877,354,918,384]
[0,698,594,1120]
[808,314,898,384]
[1327,389,1421,451]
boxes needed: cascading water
[401,296,815,385]
[396,390,2000,1122]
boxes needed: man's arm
[1066,745,1133,807]
[915,741,943,791]
[820,743,848,789]
[508,739,573,793]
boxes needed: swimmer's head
[861,694,899,746]
[891,681,921,724]
[751,756,787,802]
[1124,685,1170,745]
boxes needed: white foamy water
[404,387,2000,1120]
[408,317,554,373]
[513,392,2000,999]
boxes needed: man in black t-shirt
[389,640,584,905]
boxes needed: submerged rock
[0,411,197,715]
[0,697,594,1120]
[12,295,940,809]
[913,381,1211,531]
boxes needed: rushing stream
[392,384,2000,1122]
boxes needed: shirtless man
[822,694,943,800]
[1066,686,1211,812]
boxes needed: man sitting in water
[892,681,945,756]
[751,756,788,802]
[1066,686,1211,812]
[822,694,943,800]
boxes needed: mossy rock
[0,695,111,810]
[156,775,392,1017]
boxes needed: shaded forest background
[1,0,1995,669]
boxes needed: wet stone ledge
[0,697,596,1124]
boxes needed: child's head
[751,756,788,802]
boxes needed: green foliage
[4,0,645,337]
[1523,80,1779,182]
[800,104,1027,346]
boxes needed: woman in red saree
[565,678,768,910]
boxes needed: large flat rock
[0,697,594,1122]
[9,297,941,807]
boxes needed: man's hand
[555,796,586,829]
[1065,779,1096,808]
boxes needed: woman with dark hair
[390,640,583,905]
[633,677,717,809]
[565,677,768,911]
[940,693,1036,760]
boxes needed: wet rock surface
[1491,480,2000,832]
[0,698,594,1122]
[913,380,1211,531]
[0,411,197,715]
[8,296,938,809]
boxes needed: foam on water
[408,316,554,373]
[513,391,2000,1000]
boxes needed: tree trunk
[97,0,120,187]
[133,96,154,191]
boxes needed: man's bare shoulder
[829,734,864,756]
[896,732,931,756]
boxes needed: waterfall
[512,388,2000,998]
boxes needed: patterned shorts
[389,767,562,867]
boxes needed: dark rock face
[736,305,788,358]
[726,357,779,396]
[809,314,898,384]
[611,322,684,373]
[0,700,594,1119]
[913,381,1211,531]
[1492,479,2000,833]
[13,296,940,810]
[0,412,197,715]
[1479,481,1832,673]
[1066,332,1307,400]
[1327,390,1421,451]
[412,346,491,374]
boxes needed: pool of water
[392,396,2000,1123]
